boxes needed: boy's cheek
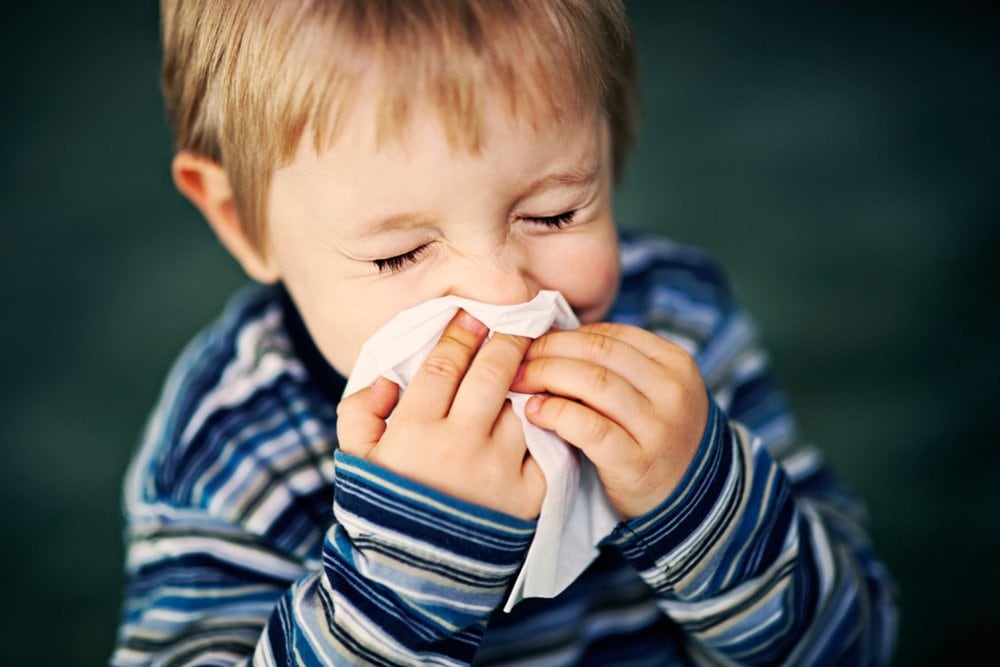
[309,312,382,379]
[310,289,423,378]
[570,256,620,324]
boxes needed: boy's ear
[171,151,280,283]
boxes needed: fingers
[494,401,545,519]
[490,399,527,449]
[518,324,700,399]
[511,323,708,456]
[568,325,708,441]
[524,393,635,472]
[395,308,529,431]
[394,310,489,420]
[512,356,649,442]
[451,333,529,427]
[576,323,700,382]
[337,377,400,457]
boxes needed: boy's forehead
[275,104,608,243]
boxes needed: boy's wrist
[602,395,732,570]
[334,451,536,569]
[328,451,536,636]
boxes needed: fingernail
[454,309,487,335]
[525,395,543,415]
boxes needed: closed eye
[372,211,573,273]
[373,245,428,274]
[525,210,576,228]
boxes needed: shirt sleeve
[112,452,534,666]
[606,240,898,665]
[262,452,536,664]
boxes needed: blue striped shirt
[112,233,897,665]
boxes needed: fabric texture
[111,232,897,666]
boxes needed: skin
[172,79,708,521]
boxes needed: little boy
[113,1,896,664]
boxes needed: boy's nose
[447,254,538,306]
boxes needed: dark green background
[3,2,997,664]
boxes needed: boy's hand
[337,311,546,521]
[510,323,709,519]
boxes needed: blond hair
[161,0,638,254]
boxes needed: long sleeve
[605,235,898,665]
[255,453,535,664]
[114,457,532,667]
[111,288,534,666]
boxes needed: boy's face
[264,91,620,378]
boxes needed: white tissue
[342,290,620,611]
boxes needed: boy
[113,1,896,664]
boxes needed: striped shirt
[112,233,897,665]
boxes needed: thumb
[336,377,399,458]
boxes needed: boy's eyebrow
[350,162,600,241]
[352,213,439,241]
[519,163,600,199]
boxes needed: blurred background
[2,1,997,663]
